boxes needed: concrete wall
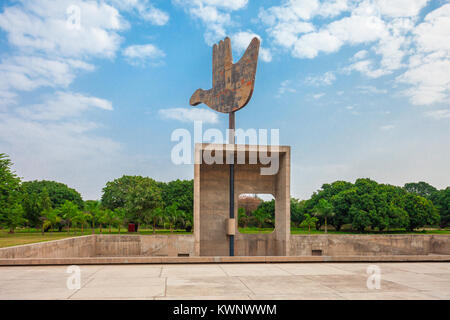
[0,235,95,259]
[0,235,195,259]
[290,234,450,256]
[195,144,291,257]
[0,234,448,259]
[95,235,194,257]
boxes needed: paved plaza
[0,262,449,300]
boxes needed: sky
[0,0,449,201]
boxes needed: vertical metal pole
[229,112,235,256]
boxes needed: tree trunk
[9,228,14,234]
[153,220,156,234]
[109,225,111,233]
[325,217,328,234]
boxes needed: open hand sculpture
[190,37,260,113]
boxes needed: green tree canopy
[21,180,83,209]
[404,182,438,199]
[0,154,25,232]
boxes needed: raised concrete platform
[1,262,449,299]
[1,254,449,266]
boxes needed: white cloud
[16,91,113,121]
[380,124,395,131]
[259,0,450,105]
[174,0,248,45]
[305,71,336,86]
[0,56,93,95]
[231,31,272,63]
[374,0,430,18]
[276,80,297,97]
[357,85,388,94]
[347,59,391,78]
[107,0,169,25]
[122,44,165,66]
[159,108,219,124]
[0,91,121,200]
[353,50,368,60]
[425,109,450,120]
[0,0,126,59]
[395,4,450,105]
[313,93,325,99]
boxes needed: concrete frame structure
[194,144,291,256]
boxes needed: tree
[3,203,26,234]
[238,207,248,228]
[41,208,62,233]
[125,177,162,230]
[290,198,305,227]
[101,175,147,210]
[164,203,184,232]
[313,199,335,233]
[73,211,91,234]
[58,200,79,234]
[253,207,271,228]
[159,179,193,215]
[431,187,450,228]
[0,154,25,233]
[103,209,116,233]
[403,193,439,231]
[350,205,371,232]
[96,210,108,234]
[238,195,262,215]
[404,182,437,199]
[113,208,126,234]
[299,214,318,233]
[84,200,101,233]
[21,180,83,209]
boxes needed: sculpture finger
[224,37,233,67]
[212,43,218,88]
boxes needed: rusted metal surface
[190,37,260,113]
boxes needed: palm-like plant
[113,208,126,234]
[84,201,100,234]
[299,214,319,234]
[313,199,335,234]
[59,200,79,234]
[42,208,62,234]
[149,207,164,234]
[73,211,91,234]
[95,210,108,234]
[165,203,183,233]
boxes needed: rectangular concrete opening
[238,193,275,233]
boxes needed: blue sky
[0,0,449,200]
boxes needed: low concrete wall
[0,235,95,259]
[0,234,195,259]
[290,234,450,256]
[95,235,195,257]
[0,234,448,260]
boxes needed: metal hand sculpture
[190,37,260,113]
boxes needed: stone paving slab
[0,262,449,300]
